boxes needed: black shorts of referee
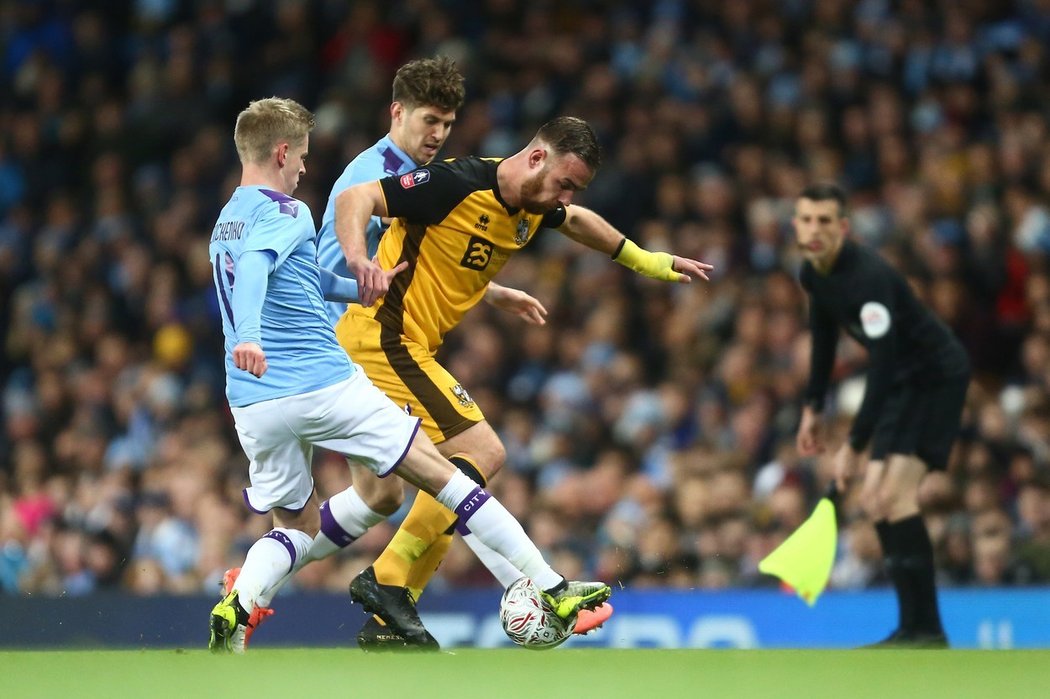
[869,369,970,470]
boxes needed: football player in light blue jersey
[209,97,612,654]
[316,56,548,327]
[210,184,359,407]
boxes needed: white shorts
[231,369,421,513]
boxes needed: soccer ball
[499,577,576,650]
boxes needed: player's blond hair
[233,97,315,165]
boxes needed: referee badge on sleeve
[860,301,891,338]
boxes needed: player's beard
[518,168,550,213]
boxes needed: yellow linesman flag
[758,488,838,606]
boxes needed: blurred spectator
[1,1,1048,598]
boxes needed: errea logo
[400,169,430,189]
[475,214,490,232]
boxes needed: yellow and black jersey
[356,157,565,352]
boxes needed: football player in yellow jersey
[220,57,559,650]
[338,116,713,648]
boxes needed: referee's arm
[803,293,837,413]
[848,326,897,452]
[848,275,899,451]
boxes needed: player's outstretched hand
[671,255,713,283]
[485,283,548,325]
[382,260,409,286]
[351,257,406,307]
[233,342,268,378]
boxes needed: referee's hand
[833,444,861,494]
[796,406,824,457]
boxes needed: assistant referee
[793,182,970,648]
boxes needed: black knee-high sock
[888,514,944,635]
[875,520,916,633]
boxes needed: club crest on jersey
[400,169,430,189]
[450,383,474,407]
[515,218,530,246]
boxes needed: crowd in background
[2,0,1050,600]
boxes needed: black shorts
[869,372,969,470]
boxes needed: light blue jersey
[317,135,416,326]
[210,186,354,407]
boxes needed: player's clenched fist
[233,342,268,377]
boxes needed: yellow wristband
[612,238,680,281]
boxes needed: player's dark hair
[536,116,602,171]
[392,56,465,112]
[799,182,849,217]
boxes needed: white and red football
[499,577,576,650]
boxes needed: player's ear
[529,147,546,169]
[275,142,288,167]
[391,101,404,123]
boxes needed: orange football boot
[222,567,275,648]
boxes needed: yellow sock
[406,529,455,602]
[372,492,457,587]
[372,454,487,597]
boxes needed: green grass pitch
[1,648,1046,699]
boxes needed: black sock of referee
[875,520,916,635]
[888,514,944,636]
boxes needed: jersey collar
[376,135,415,176]
[489,158,519,215]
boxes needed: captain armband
[611,238,680,282]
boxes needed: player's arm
[319,264,408,303]
[340,163,469,305]
[556,206,712,282]
[484,282,547,325]
[335,180,389,307]
[319,268,359,303]
[231,249,275,378]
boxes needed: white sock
[255,570,292,608]
[461,530,525,588]
[233,528,312,612]
[305,487,386,562]
[435,471,562,591]
[255,488,386,606]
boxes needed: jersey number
[214,252,236,326]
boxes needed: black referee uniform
[801,237,970,643]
